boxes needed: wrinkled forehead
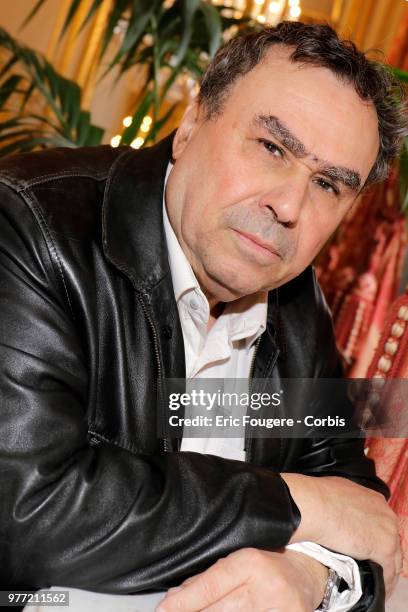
[222,52,380,184]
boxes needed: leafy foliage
[20,0,248,146]
[0,2,249,155]
[24,1,230,73]
[0,26,104,155]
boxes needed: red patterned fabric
[316,6,408,580]
[364,293,408,576]
[368,438,408,575]
[317,169,406,374]
[317,170,408,577]
[388,10,408,71]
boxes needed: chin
[205,262,268,299]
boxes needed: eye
[314,177,339,196]
[260,139,285,159]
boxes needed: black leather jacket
[0,134,387,610]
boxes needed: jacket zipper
[139,293,171,453]
[245,336,262,463]
[249,336,261,382]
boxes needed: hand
[156,548,328,612]
[282,473,402,595]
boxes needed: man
[0,21,406,612]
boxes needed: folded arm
[0,184,302,591]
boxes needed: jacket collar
[102,132,175,293]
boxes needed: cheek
[205,147,259,208]
[183,176,249,237]
[297,209,344,261]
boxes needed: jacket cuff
[280,473,302,534]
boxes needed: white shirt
[163,163,362,612]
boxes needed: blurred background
[0,0,407,601]
[0,0,406,149]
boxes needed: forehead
[219,47,380,181]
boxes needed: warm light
[131,137,145,149]
[257,14,266,23]
[142,34,153,46]
[254,0,264,5]
[269,1,281,14]
[289,5,301,17]
[288,0,299,6]
[110,135,121,147]
[122,116,132,127]
[140,116,152,133]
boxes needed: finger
[388,549,402,598]
[157,559,242,612]
[385,574,399,600]
[385,543,402,595]
[384,569,394,596]
[202,585,253,612]
[181,574,204,587]
[395,539,403,575]
[384,561,399,598]
[164,572,205,599]
[386,575,399,599]
[202,586,302,612]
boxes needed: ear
[172,99,201,160]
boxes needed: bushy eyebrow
[318,165,361,192]
[254,114,362,193]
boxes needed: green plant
[24,0,248,146]
[0,2,248,155]
[0,26,104,155]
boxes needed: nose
[259,171,308,227]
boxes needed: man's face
[166,47,379,303]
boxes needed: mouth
[232,228,282,260]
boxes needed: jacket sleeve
[0,183,301,592]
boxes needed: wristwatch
[317,568,342,611]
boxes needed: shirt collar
[163,163,268,342]
[163,163,200,302]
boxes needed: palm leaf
[100,0,130,58]
[146,102,178,144]
[392,67,408,84]
[0,135,75,157]
[19,0,247,148]
[174,0,200,66]
[105,1,158,75]
[198,0,222,58]
[76,0,105,34]
[0,26,104,153]
[20,0,47,30]
[120,89,153,145]
[0,75,23,109]
[60,0,83,37]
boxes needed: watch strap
[317,567,342,611]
